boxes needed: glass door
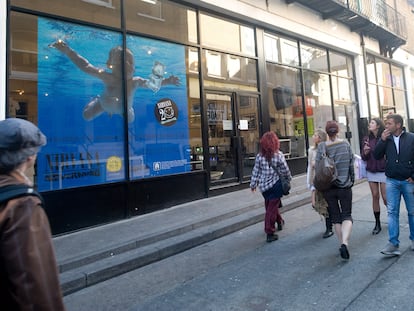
[205,91,260,186]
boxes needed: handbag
[270,161,291,196]
[313,142,337,191]
[280,175,291,195]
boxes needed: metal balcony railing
[335,0,407,39]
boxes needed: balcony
[285,0,407,57]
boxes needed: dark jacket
[361,135,386,173]
[0,173,66,311]
[373,131,414,181]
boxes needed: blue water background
[37,18,190,191]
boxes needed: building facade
[2,0,413,235]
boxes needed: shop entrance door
[205,91,260,187]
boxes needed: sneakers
[381,243,401,256]
[339,244,350,260]
[266,233,279,243]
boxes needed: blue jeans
[386,177,414,246]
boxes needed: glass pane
[378,86,393,107]
[200,13,255,56]
[394,89,406,117]
[125,0,197,44]
[300,43,328,72]
[33,16,126,190]
[239,95,260,178]
[304,71,332,131]
[332,77,353,103]
[207,93,236,181]
[329,51,353,78]
[391,65,404,89]
[280,37,299,66]
[126,36,191,179]
[368,84,380,117]
[366,54,377,84]
[11,0,121,28]
[204,50,257,88]
[266,63,305,158]
[264,33,280,63]
[376,59,391,86]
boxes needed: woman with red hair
[250,131,292,242]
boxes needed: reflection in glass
[200,13,255,56]
[280,38,299,66]
[376,59,391,86]
[329,51,352,77]
[125,0,197,44]
[300,43,328,72]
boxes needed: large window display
[9,11,198,191]
[37,18,126,191]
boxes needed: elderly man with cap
[0,118,66,310]
[315,120,354,260]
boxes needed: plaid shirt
[250,151,292,193]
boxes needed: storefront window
[200,13,255,56]
[9,13,127,190]
[125,0,197,44]
[11,0,121,28]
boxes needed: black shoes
[266,233,279,243]
[339,244,350,260]
[372,223,381,235]
[323,217,333,238]
[323,229,334,239]
[277,219,285,231]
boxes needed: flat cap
[0,118,46,151]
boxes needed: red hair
[260,131,280,162]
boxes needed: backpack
[0,184,43,206]
[313,142,337,191]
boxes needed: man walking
[374,114,414,256]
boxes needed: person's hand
[50,39,69,52]
[407,177,414,184]
[381,129,391,141]
[164,75,180,86]
[363,140,370,155]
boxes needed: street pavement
[60,179,414,311]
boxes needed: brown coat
[0,172,66,311]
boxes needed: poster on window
[126,36,190,179]
[36,18,190,191]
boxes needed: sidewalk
[54,174,311,295]
[61,178,414,311]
